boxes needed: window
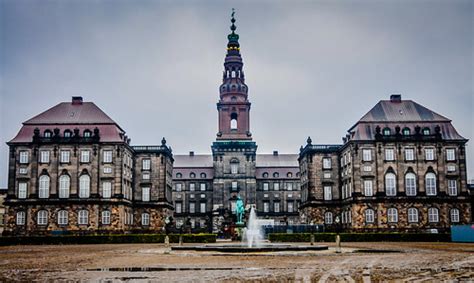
[200,183,206,191]
[39,175,50,198]
[262,183,269,191]
[142,187,150,201]
[385,148,395,161]
[383,128,391,136]
[448,179,457,196]
[422,128,430,135]
[176,173,182,178]
[200,173,207,178]
[364,180,373,196]
[274,183,280,191]
[262,172,268,178]
[142,172,150,180]
[60,151,70,163]
[19,151,29,164]
[447,165,456,172]
[79,174,90,198]
[425,148,435,161]
[59,175,70,198]
[231,181,238,190]
[200,202,206,213]
[189,203,196,213]
[287,172,293,178]
[16,211,26,225]
[141,213,150,226]
[322,158,331,169]
[365,209,375,223]
[363,165,372,172]
[387,208,398,223]
[263,202,270,213]
[40,150,50,163]
[44,130,52,138]
[142,159,151,170]
[175,183,182,191]
[405,148,415,161]
[230,113,238,130]
[425,172,437,196]
[18,182,27,199]
[287,183,293,191]
[405,173,417,196]
[428,207,439,223]
[80,150,90,163]
[408,208,419,223]
[103,167,112,174]
[37,210,48,225]
[102,211,111,225]
[19,167,27,174]
[83,130,92,137]
[103,150,113,163]
[102,181,112,198]
[58,210,68,225]
[323,172,331,179]
[190,172,196,178]
[402,127,411,135]
[64,130,72,138]
[446,148,456,161]
[190,183,195,191]
[274,202,280,213]
[385,173,396,196]
[450,208,460,223]
[324,186,332,200]
[287,202,294,213]
[175,202,182,213]
[362,149,372,161]
[324,212,333,224]
[230,162,238,174]
[78,210,89,225]
[273,172,279,178]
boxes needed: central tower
[211,10,257,232]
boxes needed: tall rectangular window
[18,182,27,199]
[19,151,29,164]
[263,202,269,213]
[189,202,196,213]
[200,202,206,213]
[274,183,280,191]
[141,213,150,226]
[60,151,70,163]
[287,183,293,191]
[274,202,280,213]
[287,202,294,213]
[103,150,113,163]
[200,183,206,191]
[405,148,415,161]
[40,151,50,163]
[231,181,238,190]
[322,158,332,169]
[362,149,372,161]
[102,181,112,198]
[448,179,457,196]
[175,202,182,213]
[425,148,435,161]
[324,186,332,200]
[446,149,456,161]
[80,150,90,163]
[142,187,150,201]
[142,159,151,170]
[231,163,238,174]
[175,183,182,191]
[263,183,269,191]
[364,180,373,196]
[385,148,395,161]
[190,183,195,191]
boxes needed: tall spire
[227,8,240,50]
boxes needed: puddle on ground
[85,267,278,272]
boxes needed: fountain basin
[171,244,328,253]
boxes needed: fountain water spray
[242,207,264,248]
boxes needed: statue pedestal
[234,222,246,241]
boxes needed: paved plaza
[0,241,473,282]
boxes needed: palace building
[3,14,471,236]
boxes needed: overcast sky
[0,0,473,187]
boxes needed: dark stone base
[171,244,328,253]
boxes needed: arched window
[428,207,439,223]
[176,173,182,178]
[102,210,111,225]
[16,211,26,225]
[273,172,280,178]
[425,172,437,196]
[200,173,206,178]
[385,172,396,196]
[58,210,68,225]
[37,210,48,225]
[324,211,333,224]
[402,127,411,135]
[262,172,269,178]
[59,175,70,198]
[450,208,460,223]
[44,130,52,138]
[190,172,196,179]
[83,130,92,137]
[405,172,417,196]
[287,172,293,178]
[64,130,72,138]
[230,159,239,174]
[79,174,90,198]
[78,210,89,225]
[142,213,150,226]
[387,208,398,223]
[422,127,431,135]
[231,96,237,102]
[365,209,375,223]
[230,113,238,130]
[39,175,50,198]
[407,208,419,223]
[383,127,391,136]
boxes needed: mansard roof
[174,155,214,168]
[256,154,298,167]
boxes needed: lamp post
[334,215,341,253]
[164,216,171,254]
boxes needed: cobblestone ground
[0,242,473,282]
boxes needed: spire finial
[227,8,239,46]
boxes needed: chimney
[189,151,194,156]
[273,150,278,156]
[390,94,402,103]
[72,96,83,105]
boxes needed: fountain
[242,207,264,248]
